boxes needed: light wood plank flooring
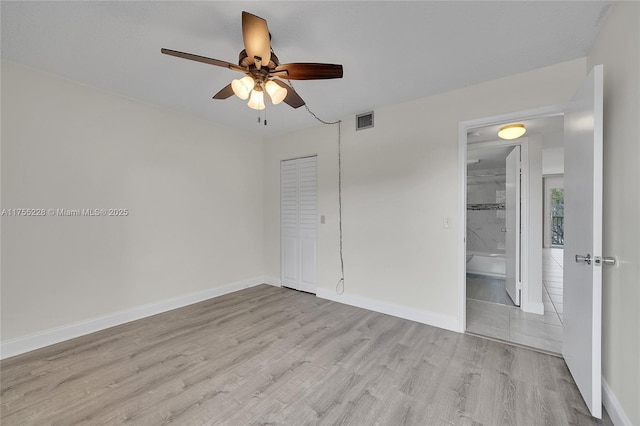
[1,285,610,425]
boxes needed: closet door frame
[280,155,317,293]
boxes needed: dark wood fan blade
[272,79,305,108]
[212,84,235,100]
[273,63,343,80]
[161,48,246,73]
[242,11,271,69]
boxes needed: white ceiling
[467,115,565,170]
[468,115,564,143]
[1,1,612,136]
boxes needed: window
[551,188,564,246]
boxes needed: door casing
[280,155,318,293]
[505,145,522,306]
[458,105,565,331]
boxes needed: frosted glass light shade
[247,89,265,110]
[231,76,254,100]
[498,124,526,140]
[265,80,287,105]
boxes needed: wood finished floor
[1,285,611,425]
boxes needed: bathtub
[466,251,505,278]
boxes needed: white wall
[526,135,543,314]
[542,147,564,175]
[263,59,586,330]
[587,2,640,424]
[1,62,264,342]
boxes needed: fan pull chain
[257,107,268,126]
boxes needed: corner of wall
[0,277,266,360]
[316,288,461,333]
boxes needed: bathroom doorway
[458,66,604,416]
[466,145,514,308]
[462,114,565,354]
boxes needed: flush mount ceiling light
[498,124,526,140]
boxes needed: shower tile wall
[467,168,506,253]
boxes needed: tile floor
[466,273,516,307]
[543,248,564,322]
[466,248,564,354]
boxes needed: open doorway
[544,176,565,248]
[462,114,565,354]
[457,66,604,418]
[466,145,515,308]
[542,174,565,332]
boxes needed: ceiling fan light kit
[162,11,343,113]
[265,80,286,105]
[247,87,266,110]
[231,76,254,100]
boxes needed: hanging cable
[335,120,344,294]
[287,79,345,294]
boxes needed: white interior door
[281,161,299,286]
[281,156,317,293]
[562,65,603,419]
[505,145,521,306]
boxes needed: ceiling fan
[161,11,343,110]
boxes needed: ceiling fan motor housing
[238,49,280,70]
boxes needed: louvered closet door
[281,156,317,293]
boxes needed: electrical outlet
[444,216,450,229]
[320,215,326,224]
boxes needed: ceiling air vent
[356,111,374,131]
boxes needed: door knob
[575,253,592,265]
[594,256,617,266]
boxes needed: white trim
[458,104,565,332]
[280,155,318,294]
[457,122,468,332]
[0,277,266,360]
[602,378,632,426]
[525,301,545,315]
[316,288,461,333]
[520,142,530,310]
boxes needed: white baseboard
[4,278,631,425]
[522,301,545,315]
[316,288,460,333]
[0,276,266,360]
[262,276,282,287]
[602,377,632,426]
